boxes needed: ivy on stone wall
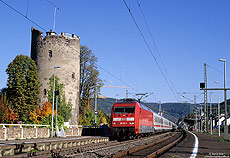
[48,75,72,122]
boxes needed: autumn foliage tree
[79,46,104,125]
[6,54,40,123]
[29,101,53,123]
[29,101,64,127]
[0,92,17,123]
[80,46,103,110]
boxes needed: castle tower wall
[31,28,80,125]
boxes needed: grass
[219,138,230,143]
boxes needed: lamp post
[209,92,213,135]
[51,66,60,137]
[219,59,228,140]
[194,95,197,131]
[94,85,97,127]
[214,81,221,137]
[55,90,59,131]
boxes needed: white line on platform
[188,131,199,158]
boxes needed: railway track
[7,131,184,158]
[113,130,185,158]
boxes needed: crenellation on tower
[31,27,80,125]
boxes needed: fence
[0,124,83,140]
[0,124,50,140]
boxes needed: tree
[29,101,64,128]
[48,75,72,122]
[0,92,18,123]
[80,46,103,112]
[79,109,110,126]
[6,54,40,123]
[0,92,8,123]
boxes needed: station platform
[0,136,109,157]
[160,131,230,158]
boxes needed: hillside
[96,98,194,123]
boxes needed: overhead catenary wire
[122,0,179,102]
[45,0,155,97]
[136,0,178,99]
[206,64,230,86]
[0,0,46,31]
[0,0,140,97]
[96,63,138,92]
[207,64,230,78]
[1,0,160,101]
[63,43,139,93]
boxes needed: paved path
[195,132,230,158]
[160,131,230,158]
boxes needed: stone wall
[66,127,82,136]
[0,127,49,140]
[0,125,82,140]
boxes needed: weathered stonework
[0,128,49,140]
[31,27,80,125]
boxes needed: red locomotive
[110,99,176,139]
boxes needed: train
[110,99,177,139]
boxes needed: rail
[112,131,184,158]
[146,130,184,158]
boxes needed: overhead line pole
[204,63,208,132]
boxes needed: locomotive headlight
[113,118,121,121]
[126,117,134,121]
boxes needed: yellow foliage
[101,117,107,124]
[29,101,57,123]
[41,101,54,117]
[29,109,41,123]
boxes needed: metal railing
[0,124,50,140]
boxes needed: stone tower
[31,27,80,125]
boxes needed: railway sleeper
[112,132,181,158]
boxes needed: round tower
[31,27,80,125]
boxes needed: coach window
[161,118,163,124]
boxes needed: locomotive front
[110,101,138,139]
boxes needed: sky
[0,0,230,104]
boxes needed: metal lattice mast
[204,63,208,132]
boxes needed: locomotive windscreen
[114,106,135,113]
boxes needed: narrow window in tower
[44,89,47,96]
[49,50,52,59]
[72,72,75,79]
